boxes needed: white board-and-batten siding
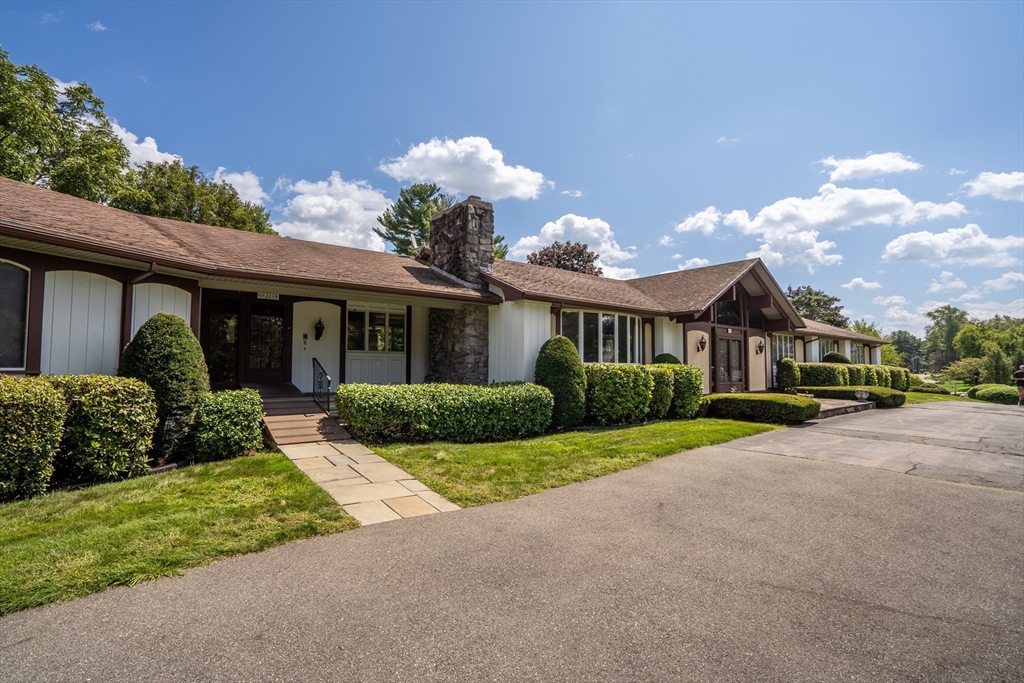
[40,271,122,375]
[131,283,191,336]
[488,299,551,383]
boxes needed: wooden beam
[747,294,772,310]
[763,318,792,332]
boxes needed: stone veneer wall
[429,196,494,286]
[426,306,490,384]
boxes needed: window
[388,313,405,353]
[715,300,741,326]
[348,309,406,354]
[771,333,795,386]
[561,309,642,364]
[748,311,763,329]
[819,339,837,358]
[347,311,366,351]
[0,261,30,370]
[851,343,865,364]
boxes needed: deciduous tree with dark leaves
[527,241,603,276]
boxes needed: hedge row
[337,382,554,443]
[0,376,66,502]
[967,383,1006,399]
[584,364,653,425]
[701,393,821,424]
[974,385,1018,405]
[797,386,906,409]
[797,363,850,387]
[193,389,265,462]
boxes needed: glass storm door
[715,334,745,393]
[246,302,286,382]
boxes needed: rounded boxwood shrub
[193,389,265,462]
[860,365,878,386]
[822,352,851,364]
[797,362,849,387]
[337,382,553,443]
[46,375,158,483]
[910,382,950,395]
[534,335,586,429]
[663,364,704,419]
[974,385,1018,405]
[584,363,654,425]
[0,376,66,501]
[797,385,906,409]
[966,383,1003,399]
[118,313,210,460]
[652,353,681,364]
[776,358,800,390]
[646,366,674,419]
[701,393,820,424]
[846,364,864,386]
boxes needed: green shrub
[796,363,849,387]
[876,366,892,388]
[701,393,820,424]
[776,358,800,390]
[337,382,553,443]
[860,365,878,386]
[885,366,910,391]
[46,375,158,482]
[967,383,1004,399]
[798,386,906,409]
[584,363,654,425]
[822,352,851,364]
[652,353,681,364]
[646,366,675,419]
[193,389,265,462]
[975,385,1018,405]
[846,365,864,385]
[534,335,587,429]
[909,383,950,395]
[0,376,66,501]
[118,313,210,460]
[909,373,923,387]
[663,364,704,419]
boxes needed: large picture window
[771,333,795,387]
[850,343,866,364]
[347,309,405,353]
[819,339,837,358]
[561,309,642,364]
[0,261,30,370]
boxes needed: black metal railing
[312,357,332,415]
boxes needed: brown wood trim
[339,300,347,385]
[405,305,412,385]
[551,305,562,335]
[25,267,45,374]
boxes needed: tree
[924,305,971,370]
[0,48,129,203]
[887,330,924,367]
[785,286,848,328]
[980,341,1011,384]
[852,319,903,366]
[111,160,275,234]
[527,241,603,276]
[953,323,987,359]
[374,183,454,256]
[493,234,509,259]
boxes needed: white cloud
[881,300,949,335]
[882,224,1024,267]
[821,152,922,182]
[658,235,674,247]
[85,21,106,31]
[213,167,269,205]
[841,277,882,290]
[949,168,967,176]
[962,299,1024,319]
[42,13,59,23]
[661,258,711,274]
[926,271,967,294]
[112,123,180,166]
[981,271,1024,292]
[716,137,739,144]
[675,206,722,235]
[380,136,545,201]
[671,253,682,259]
[950,291,984,303]
[274,172,390,251]
[872,295,908,306]
[510,214,637,265]
[560,189,583,198]
[961,171,1024,202]
[600,264,638,280]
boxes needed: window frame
[347,306,406,355]
[0,259,31,372]
[560,308,643,365]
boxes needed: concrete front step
[816,399,876,419]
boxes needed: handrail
[311,357,332,415]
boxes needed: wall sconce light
[698,335,707,352]
[756,340,765,355]
[314,318,325,341]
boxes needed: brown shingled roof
[799,319,888,344]
[0,177,497,303]
[628,259,760,314]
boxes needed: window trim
[0,259,31,372]
[347,306,406,355]
[561,308,642,365]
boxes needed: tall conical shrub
[534,335,586,428]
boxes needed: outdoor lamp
[698,335,707,352]
[757,340,765,355]
[314,318,325,341]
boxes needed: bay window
[561,309,642,364]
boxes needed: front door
[715,333,745,393]
[246,302,286,383]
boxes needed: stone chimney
[429,196,494,287]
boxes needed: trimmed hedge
[0,376,66,501]
[909,373,923,387]
[337,382,553,443]
[860,365,878,386]
[534,335,587,429]
[797,363,849,387]
[652,353,681,364]
[975,385,1018,405]
[193,389,265,462]
[967,383,1004,399]
[909,383,950,395]
[662,363,704,419]
[883,366,909,391]
[876,366,892,388]
[646,366,674,419]
[46,375,158,482]
[701,393,821,424]
[798,386,906,409]
[585,363,654,425]
[846,365,864,386]
[118,313,210,459]
[822,352,851,364]
[776,358,800,390]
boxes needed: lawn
[376,418,776,507]
[0,452,358,616]
[904,392,985,405]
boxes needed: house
[0,179,886,393]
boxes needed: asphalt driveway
[1,402,1021,682]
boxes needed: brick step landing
[816,398,876,419]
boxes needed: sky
[3,1,1022,336]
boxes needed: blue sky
[3,1,1022,335]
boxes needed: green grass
[376,418,776,507]
[904,392,985,405]
[0,452,357,616]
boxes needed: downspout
[120,263,158,351]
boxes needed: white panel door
[132,283,191,337]
[41,270,122,375]
[291,301,342,393]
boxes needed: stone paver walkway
[279,440,460,525]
